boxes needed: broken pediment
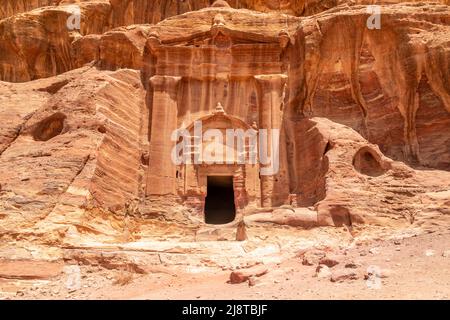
[144,6,296,51]
[143,9,294,79]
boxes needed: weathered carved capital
[254,74,288,91]
[147,30,161,51]
[278,29,291,49]
[150,75,182,92]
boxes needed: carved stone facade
[145,13,293,221]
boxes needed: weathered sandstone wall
[3,1,450,21]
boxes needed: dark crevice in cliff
[0,126,22,158]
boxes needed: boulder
[331,269,359,282]
[319,255,340,268]
[315,265,332,279]
[302,250,326,266]
[365,268,394,279]
[229,265,268,284]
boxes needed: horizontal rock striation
[3,1,450,21]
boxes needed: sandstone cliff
[3,1,450,21]
[0,0,449,248]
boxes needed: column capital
[147,31,161,52]
[254,74,288,90]
[150,75,182,91]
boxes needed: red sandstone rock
[229,265,268,284]
[315,265,332,279]
[2,1,449,21]
[0,260,63,280]
[245,208,319,228]
[0,0,449,272]
[302,250,326,266]
[364,268,393,280]
[319,255,340,268]
[331,269,359,282]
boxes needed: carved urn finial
[213,13,226,27]
[211,0,231,8]
[211,13,231,49]
[214,102,225,115]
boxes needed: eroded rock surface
[0,0,449,289]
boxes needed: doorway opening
[204,176,236,224]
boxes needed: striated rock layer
[2,1,450,21]
[0,1,449,250]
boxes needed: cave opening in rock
[204,176,236,224]
[353,148,386,177]
[33,112,66,141]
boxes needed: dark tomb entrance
[204,176,236,224]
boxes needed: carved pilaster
[146,75,182,196]
[255,74,288,208]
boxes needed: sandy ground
[134,231,450,300]
[1,229,449,300]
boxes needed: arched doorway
[177,105,261,221]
